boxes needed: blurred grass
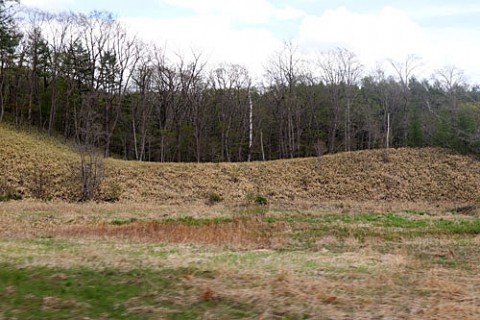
[1,206,480,319]
[0,264,255,319]
[282,212,480,246]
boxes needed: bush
[79,147,104,201]
[103,182,122,202]
[110,218,138,226]
[0,193,22,202]
[32,167,52,200]
[208,193,223,205]
[255,195,268,206]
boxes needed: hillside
[1,125,480,204]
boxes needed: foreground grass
[0,264,255,319]
[1,201,480,319]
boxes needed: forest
[1,1,479,163]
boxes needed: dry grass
[2,235,478,319]
[0,126,80,199]
[53,218,285,249]
[180,266,480,319]
[0,199,463,219]
[0,200,471,246]
[104,148,480,204]
[0,200,232,221]
[2,125,480,204]
[1,203,480,318]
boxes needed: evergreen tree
[0,0,20,123]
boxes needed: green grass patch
[110,218,139,226]
[278,213,480,247]
[0,264,257,319]
[163,216,233,226]
[109,217,235,227]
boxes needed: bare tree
[338,49,362,151]
[152,47,174,162]
[317,48,363,152]
[59,13,83,141]
[210,63,251,161]
[248,86,253,162]
[173,51,205,162]
[317,48,343,153]
[389,54,422,147]
[103,20,139,157]
[434,65,466,112]
[77,93,104,201]
[265,41,304,158]
[371,68,402,150]
[75,11,113,151]
[79,142,104,201]
[150,50,206,162]
[131,43,153,161]
[43,11,71,136]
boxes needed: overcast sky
[21,0,480,83]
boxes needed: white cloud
[299,7,425,62]
[122,15,283,80]
[422,26,480,82]
[122,0,305,79]
[298,6,480,82]
[159,0,305,24]
[22,0,75,11]
[409,4,480,20]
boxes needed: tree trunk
[0,76,4,124]
[48,77,57,137]
[386,113,390,150]
[104,103,111,157]
[403,98,408,147]
[247,90,253,162]
[176,122,182,162]
[132,110,139,160]
[260,129,266,161]
[64,86,72,142]
[345,99,351,152]
[329,112,338,154]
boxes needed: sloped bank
[1,125,480,204]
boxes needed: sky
[21,0,480,83]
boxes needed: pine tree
[0,0,20,123]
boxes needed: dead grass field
[1,201,480,319]
[2,125,480,205]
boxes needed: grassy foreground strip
[0,264,254,319]
[1,203,480,319]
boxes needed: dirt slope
[1,125,480,203]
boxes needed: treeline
[1,3,480,162]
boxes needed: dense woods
[1,2,480,162]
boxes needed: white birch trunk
[247,88,253,162]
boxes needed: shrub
[103,182,122,202]
[110,218,138,226]
[32,167,52,200]
[0,193,22,202]
[255,195,268,206]
[208,193,223,205]
[79,147,104,201]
